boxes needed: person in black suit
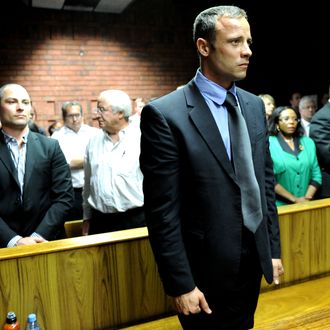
[0,83,73,248]
[139,6,283,329]
[310,85,330,198]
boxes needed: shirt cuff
[31,232,45,240]
[7,235,23,248]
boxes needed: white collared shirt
[301,118,311,136]
[52,124,99,188]
[83,124,144,218]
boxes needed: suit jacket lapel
[184,81,237,182]
[236,92,257,156]
[0,131,20,187]
[24,132,37,188]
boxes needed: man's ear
[196,38,210,57]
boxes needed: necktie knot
[224,92,238,110]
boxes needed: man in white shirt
[52,101,99,220]
[298,95,317,136]
[83,90,145,235]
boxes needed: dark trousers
[65,188,83,221]
[315,170,330,199]
[89,207,145,234]
[178,228,262,330]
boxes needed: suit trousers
[315,169,330,198]
[65,187,83,221]
[89,207,146,234]
[178,228,262,330]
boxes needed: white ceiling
[24,0,135,14]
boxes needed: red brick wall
[0,1,198,132]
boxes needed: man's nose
[16,102,26,110]
[242,42,252,56]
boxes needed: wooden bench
[1,198,330,329]
[64,198,330,290]
[64,219,83,238]
[261,198,330,291]
[0,228,174,330]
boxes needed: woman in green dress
[268,106,321,206]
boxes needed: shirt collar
[194,68,237,106]
[103,126,127,142]
[2,129,29,145]
[301,118,310,126]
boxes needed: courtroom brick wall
[0,0,198,131]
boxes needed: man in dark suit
[310,86,330,198]
[140,6,283,329]
[0,83,73,248]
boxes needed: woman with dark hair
[268,106,322,206]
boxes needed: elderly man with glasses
[82,89,145,235]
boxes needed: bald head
[0,83,32,132]
[0,84,30,100]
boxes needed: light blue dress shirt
[3,131,27,197]
[194,69,237,160]
[3,130,44,247]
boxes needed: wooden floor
[120,276,330,330]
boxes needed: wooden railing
[261,198,330,291]
[1,198,330,329]
[0,228,174,330]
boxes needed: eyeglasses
[278,116,300,123]
[301,106,316,110]
[95,106,110,114]
[66,113,81,119]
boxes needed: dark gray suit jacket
[310,102,330,197]
[0,130,74,247]
[140,80,280,297]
